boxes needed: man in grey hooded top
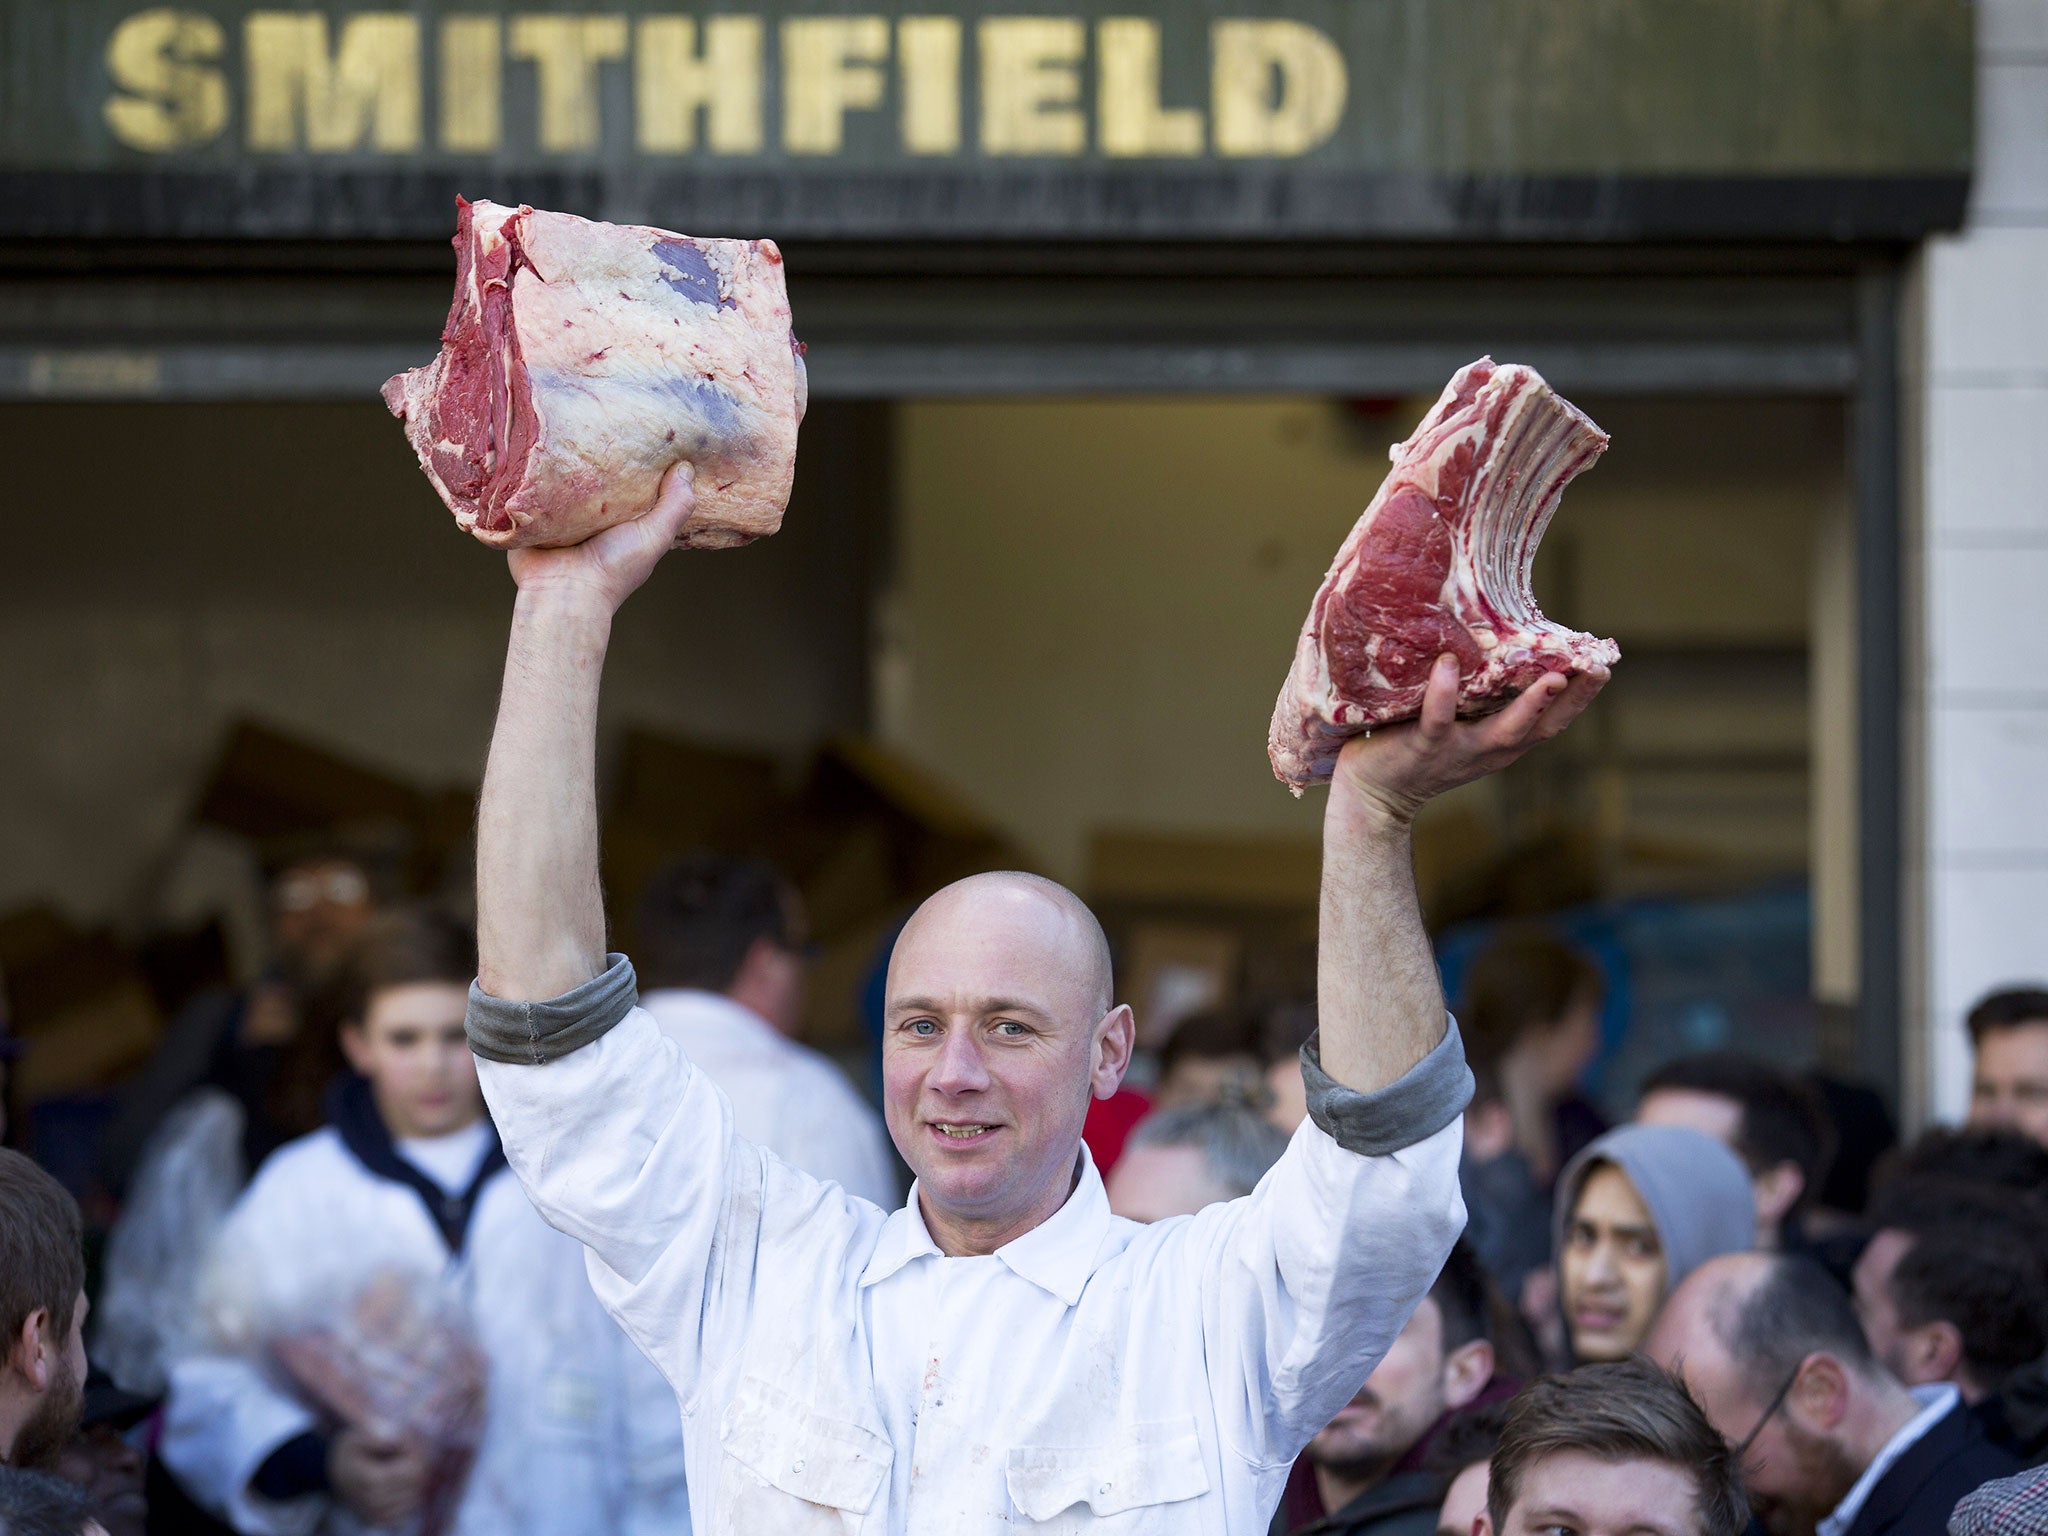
[1552,1123,1755,1364]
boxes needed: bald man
[1646,1252,2015,1536]
[464,467,1607,1534]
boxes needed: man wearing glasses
[1647,1252,2016,1536]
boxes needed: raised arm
[1316,654,1607,1093]
[476,467,696,1001]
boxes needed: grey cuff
[467,953,639,1065]
[1301,1016,1474,1157]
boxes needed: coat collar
[859,1143,1113,1306]
[325,1074,506,1255]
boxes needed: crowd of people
[1,473,2045,1536]
[8,868,2045,1536]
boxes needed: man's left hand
[1332,653,1609,826]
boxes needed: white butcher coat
[471,955,1468,1535]
[638,988,898,1210]
[159,1120,690,1536]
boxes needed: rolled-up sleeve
[466,953,639,1065]
[1299,1019,1473,1156]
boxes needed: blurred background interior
[2,0,2039,1216]
[0,379,1857,1179]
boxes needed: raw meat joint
[1269,358,1619,792]
[384,197,806,551]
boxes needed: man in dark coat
[1648,1252,2016,1536]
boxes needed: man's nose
[929,1028,992,1093]
[1584,1242,1620,1284]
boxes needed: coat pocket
[1005,1415,1211,1524]
[714,1374,891,1535]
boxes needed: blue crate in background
[1436,883,1813,1121]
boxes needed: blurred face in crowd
[1560,1163,1666,1361]
[1528,991,1601,1098]
[1850,1228,1950,1393]
[1635,1086,1742,1149]
[57,1423,146,1536]
[1265,1057,1308,1136]
[341,982,480,1141]
[727,886,810,1037]
[883,875,1133,1251]
[7,1291,89,1470]
[1437,1461,1489,1536]
[1154,1053,1260,1112]
[1106,1142,1232,1223]
[1307,1296,1492,1495]
[1647,1258,1861,1536]
[1635,1088,1797,1247]
[272,859,374,982]
[1481,1451,1700,1536]
[1969,1021,2048,1148]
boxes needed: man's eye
[995,1021,1027,1037]
[906,1019,939,1036]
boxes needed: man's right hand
[328,1426,429,1527]
[506,461,697,614]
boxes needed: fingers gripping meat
[384,197,806,551]
[1268,358,1619,792]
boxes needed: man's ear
[1472,1511,1495,1536]
[1788,1352,1851,1433]
[6,1308,52,1391]
[1751,1161,1806,1233]
[1444,1339,1495,1410]
[1902,1319,1966,1389]
[1092,1005,1136,1099]
[339,1020,372,1077]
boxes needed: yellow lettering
[1211,20,1345,156]
[897,17,961,156]
[979,18,1084,156]
[440,16,501,152]
[245,12,421,152]
[637,17,763,154]
[104,9,228,152]
[782,18,888,155]
[508,15,628,152]
[1097,19,1200,157]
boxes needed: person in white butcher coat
[463,465,1609,1534]
[159,909,689,1536]
[633,851,898,1208]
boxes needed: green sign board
[0,1,1973,238]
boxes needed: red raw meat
[383,197,806,550]
[1268,358,1618,791]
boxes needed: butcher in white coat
[159,910,689,1536]
[633,852,898,1209]
[466,465,1608,1534]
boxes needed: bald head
[1650,1250,1875,1397]
[892,871,1113,1022]
[1648,1252,1767,1368]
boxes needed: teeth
[935,1125,991,1138]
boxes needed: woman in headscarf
[1552,1123,1755,1365]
